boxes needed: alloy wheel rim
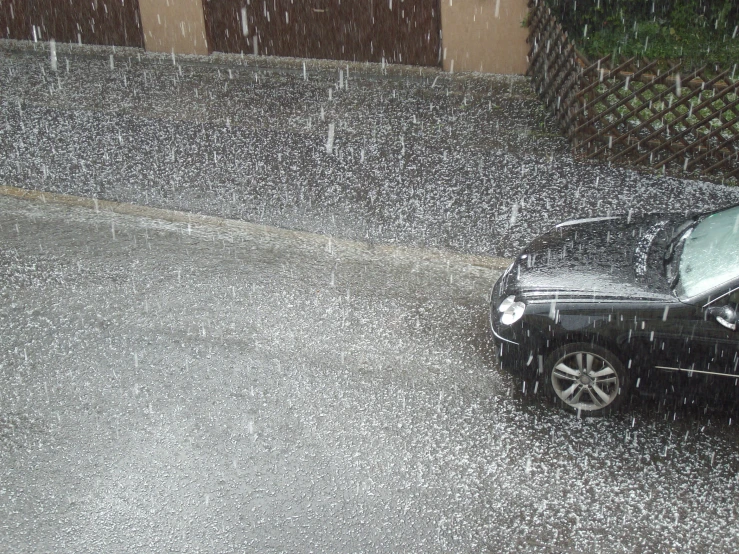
[551,351,619,411]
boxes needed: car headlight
[498,295,516,313]
[498,295,526,325]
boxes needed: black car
[490,203,739,416]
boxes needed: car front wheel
[544,343,628,416]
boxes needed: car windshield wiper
[665,226,695,289]
[669,267,680,289]
[663,218,699,265]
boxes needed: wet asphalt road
[1,40,739,259]
[2,193,739,553]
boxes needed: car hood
[503,214,686,302]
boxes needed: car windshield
[676,205,739,298]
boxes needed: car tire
[543,343,628,416]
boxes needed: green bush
[542,0,739,69]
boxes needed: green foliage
[542,0,739,69]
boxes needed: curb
[0,185,513,271]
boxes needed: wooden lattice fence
[527,0,739,183]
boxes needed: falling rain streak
[0,3,739,551]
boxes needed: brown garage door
[0,0,28,39]
[203,0,441,67]
[0,0,143,48]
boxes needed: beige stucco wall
[138,0,209,55]
[441,0,529,74]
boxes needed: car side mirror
[707,305,737,331]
